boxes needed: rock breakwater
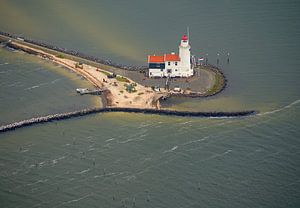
[0,108,257,133]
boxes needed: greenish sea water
[0,0,299,207]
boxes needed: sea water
[0,0,299,207]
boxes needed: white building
[148,35,193,78]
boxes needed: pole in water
[217,53,220,65]
[205,53,208,65]
[227,52,230,64]
[103,168,106,176]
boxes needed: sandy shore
[11,41,165,109]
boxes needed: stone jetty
[0,108,257,133]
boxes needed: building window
[168,62,170,66]
[175,69,177,71]
[160,69,163,72]
[175,62,177,66]
[167,69,172,73]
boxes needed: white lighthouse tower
[179,34,193,77]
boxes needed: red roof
[165,54,180,62]
[148,55,165,63]
[182,35,188,41]
[148,54,180,63]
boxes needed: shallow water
[0,48,101,125]
[0,0,299,207]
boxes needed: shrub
[56,54,65,59]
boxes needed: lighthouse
[147,33,194,78]
[179,35,193,77]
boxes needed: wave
[52,155,67,165]
[0,62,9,66]
[182,136,209,146]
[54,193,92,207]
[258,99,300,116]
[123,174,136,181]
[180,120,193,125]
[163,146,178,153]
[30,67,44,72]
[0,70,11,74]
[20,149,29,153]
[138,122,153,128]
[26,179,48,186]
[24,81,51,90]
[25,85,40,90]
[7,82,22,87]
[76,168,90,174]
[105,138,115,142]
[119,137,145,144]
[201,149,233,162]
[51,78,61,84]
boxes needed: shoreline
[2,39,162,109]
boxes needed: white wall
[149,68,164,77]
[164,61,181,77]
[149,60,193,78]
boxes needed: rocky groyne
[0,108,257,133]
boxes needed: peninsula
[0,31,226,110]
[0,31,258,133]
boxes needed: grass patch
[56,54,65,59]
[100,70,111,76]
[116,76,130,83]
[205,71,225,96]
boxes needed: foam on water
[25,85,40,90]
[163,146,178,153]
[258,99,300,116]
[105,138,115,142]
[53,193,93,207]
[182,136,209,146]
[76,168,90,174]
